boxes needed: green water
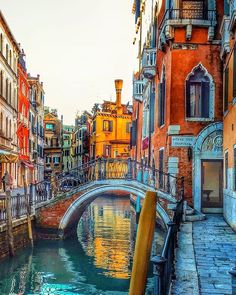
[0,195,165,295]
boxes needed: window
[159,149,164,189]
[103,120,113,132]
[103,145,111,157]
[126,122,131,133]
[224,67,229,112]
[131,120,137,147]
[0,34,2,52]
[186,65,212,119]
[9,50,12,67]
[225,151,228,189]
[45,123,54,131]
[5,44,8,61]
[53,156,60,164]
[9,83,11,105]
[92,121,96,132]
[0,113,2,131]
[234,147,236,191]
[150,85,155,132]
[0,71,2,95]
[233,47,236,99]
[158,68,166,127]
[46,157,51,164]
[5,78,8,100]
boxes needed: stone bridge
[32,158,184,238]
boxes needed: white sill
[185,117,214,122]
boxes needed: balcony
[220,17,230,59]
[133,79,144,102]
[141,48,156,79]
[169,9,216,21]
[160,8,216,42]
[229,0,236,31]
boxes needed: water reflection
[77,196,136,279]
[0,194,165,295]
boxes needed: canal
[0,194,165,295]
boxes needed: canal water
[0,194,165,295]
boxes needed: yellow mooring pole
[129,191,157,295]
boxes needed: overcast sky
[0,0,137,124]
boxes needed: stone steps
[184,203,206,222]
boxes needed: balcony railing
[169,9,216,21]
[133,80,144,102]
[142,48,156,79]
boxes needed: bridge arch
[59,184,171,238]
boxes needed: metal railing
[33,158,184,205]
[0,193,31,224]
[151,177,184,295]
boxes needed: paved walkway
[172,215,236,295]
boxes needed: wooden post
[6,189,14,257]
[129,191,157,295]
[23,175,33,247]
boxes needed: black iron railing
[151,177,184,295]
[32,158,183,205]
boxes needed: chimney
[115,79,123,115]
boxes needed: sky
[0,0,137,124]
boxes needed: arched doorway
[193,122,223,213]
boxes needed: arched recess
[59,184,171,238]
[193,122,223,212]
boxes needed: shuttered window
[225,151,228,189]
[150,91,155,133]
[233,47,236,99]
[158,81,165,127]
[131,120,137,147]
[103,120,113,132]
[224,67,229,112]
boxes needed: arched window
[186,64,214,120]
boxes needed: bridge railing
[32,158,183,205]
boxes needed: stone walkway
[172,215,236,295]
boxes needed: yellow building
[90,80,132,159]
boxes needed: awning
[0,150,18,163]
[21,160,34,169]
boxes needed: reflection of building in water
[77,195,135,279]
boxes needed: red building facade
[17,51,31,186]
[132,0,225,214]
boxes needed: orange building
[221,1,236,229]
[132,0,224,214]
[90,80,132,159]
[17,50,32,186]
